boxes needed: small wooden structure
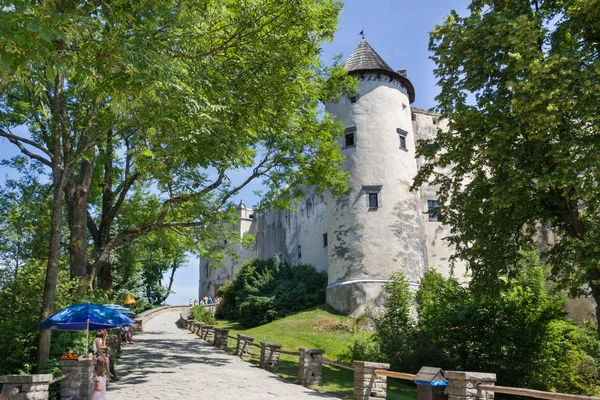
[414,367,448,400]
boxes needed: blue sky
[0,0,471,305]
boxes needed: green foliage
[415,0,600,316]
[372,252,600,395]
[218,258,327,327]
[373,273,416,367]
[190,305,215,325]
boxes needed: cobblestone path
[106,310,342,399]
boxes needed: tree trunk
[97,260,113,290]
[66,159,94,279]
[157,263,178,304]
[35,170,65,372]
[35,72,70,372]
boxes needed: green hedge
[217,257,327,327]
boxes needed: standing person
[188,298,194,307]
[91,361,107,400]
[102,329,119,380]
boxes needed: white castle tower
[324,39,429,314]
[199,39,465,317]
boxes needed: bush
[218,257,327,327]
[190,305,215,325]
[373,251,600,395]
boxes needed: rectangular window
[427,200,440,221]
[298,245,302,259]
[323,233,328,248]
[397,128,408,151]
[368,193,379,208]
[349,95,358,103]
[344,127,356,148]
[364,185,382,209]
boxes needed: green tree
[1,0,352,369]
[414,0,600,323]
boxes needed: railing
[183,319,598,400]
[322,356,353,371]
[374,369,416,381]
[478,385,600,400]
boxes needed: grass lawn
[213,305,416,400]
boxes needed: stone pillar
[445,371,496,400]
[260,342,282,373]
[298,348,325,387]
[59,357,96,400]
[353,361,390,400]
[204,325,215,342]
[0,374,52,399]
[214,328,229,349]
[235,334,254,359]
[192,321,204,335]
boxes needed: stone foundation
[326,282,388,317]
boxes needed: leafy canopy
[414,0,600,307]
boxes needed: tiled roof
[344,39,394,73]
[344,39,416,103]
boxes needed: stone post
[445,371,496,400]
[298,348,325,387]
[192,321,204,335]
[259,342,282,373]
[214,328,229,349]
[204,325,215,342]
[0,374,52,399]
[59,357,96,400]
[235,334,254,359]
[353,361,390,400]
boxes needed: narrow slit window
[397,128,408,151]
[298,245,302,259]
[323,233,328,248]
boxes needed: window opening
[397,128,408,151]
[368,193,379,208]
[427,200,440,221]
[298,245,302,259]
[363,186,382,209]
[323,233,328,248]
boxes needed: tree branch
[0,128,53,167]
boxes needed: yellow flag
[124,293,136,305]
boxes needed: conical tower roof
[345,39,395,73]
[344,39,415,103]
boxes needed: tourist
[188,298,194,306]
[93,331,108,366]
[193,299,198,306]
[103,330,120,380]
[122,324,134,345]
[207,296,213,305]
[91,361,107,400]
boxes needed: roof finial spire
[359,28,364,39]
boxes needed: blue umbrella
[40,303,135,353]
[103,304,136,317]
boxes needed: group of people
[91,323,135,399]
[189,296,220,306]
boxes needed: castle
[198,39,470,317]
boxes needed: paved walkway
[107,311,342,399]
